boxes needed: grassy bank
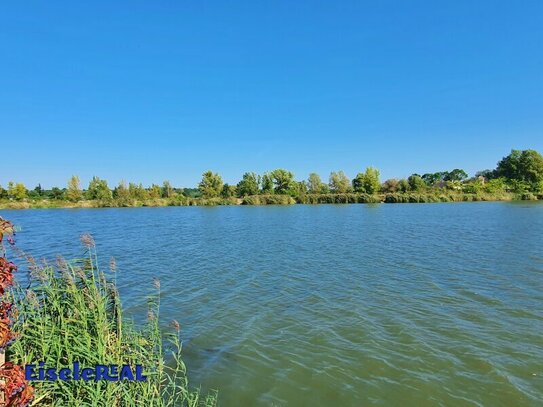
[7,239,217,406]
[0,191,540,209]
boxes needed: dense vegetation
[1,149,542,208]
[7,231,217,406]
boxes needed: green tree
[86,177,112,200]
[198,171,223,198]
[495,149,543,188]
[66,175,83,202]
[352,167,380,194]
[270,169,295,194]
[34,184,43,196]
[221,183,237,198]
[162,181,174,198]
[421,172,446,186]
[408,174,425,191]
[307,173,326,194]
[444,169,468,182]
[261,173,274,194]
[129,182,148,200]
[113,181,131,203]
[483,178,506,193]
[398,179,409,193]
[292,181,308,198]
[236,172,260,196]
[0,185,7,199]
[329,171,351,193]
[382,179,400,193]
[475,169,493,180]
[7,182,28,201]
[149,184,162,199]
[161,181,174,198]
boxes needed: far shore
[1,191,541,210]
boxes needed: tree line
[1,149,542,202]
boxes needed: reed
[7,238,217,406]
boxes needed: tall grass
[7,239,217,406]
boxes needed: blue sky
[1,1,542,189]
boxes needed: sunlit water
[3,202,543,406]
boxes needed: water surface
[3,202,543,406]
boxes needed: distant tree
[483,178,507,193]
[86,176,112,200]
[221,183,237,198]
[475,169,493,180]
[363,167,381,194]
[113,181,131,203]
[66,175,83,202]
[0,185,6,199]
[495,149,543,187]
[352,167,380,194]
[198,171,223,198]
[507,179,530,193]
[182,188,201,198]
[270,169,295,194]
[307,173,325,194]
[261,173,274,194]
[7,182,28,201]
[382,179,400,193]
[421,172,446,186]
[408,174,425,191]
[444,169,468,182]
[237,172,260,196]
[49,187,64,200]
[292,181,308,198]
[149,184,162,199]
[329,171,351,193]
[127,183,147,200]
[34,184,43,196]
[398,179,409,193]
[161,181,174,198]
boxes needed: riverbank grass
[7,239,216,406]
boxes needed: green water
[4,202,543,406]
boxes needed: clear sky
[1,1,542,189]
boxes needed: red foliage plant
[0,217,33,407]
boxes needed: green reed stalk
[6,242,217,406]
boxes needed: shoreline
[1,192,540,209]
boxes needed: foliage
[66,176,83,202]
[495,149,543,186]
[0,217,34,406]
[352,167,380,194]
[1,149,542,208]
[407,175,426,191]
[236,173,260,197]
[8,234,217,407]
[7,182,27,201]
[270,169,295,194]
[444,169,468,182]
[221,184,237,198]
[162,181,174,198]
[87,177,112,201]
[261,173,274,194]
[328,171,350,193]
[382,179,400,193]
[198,171,223,198]
[307,173,327,194]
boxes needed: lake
[3,202,543,406]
